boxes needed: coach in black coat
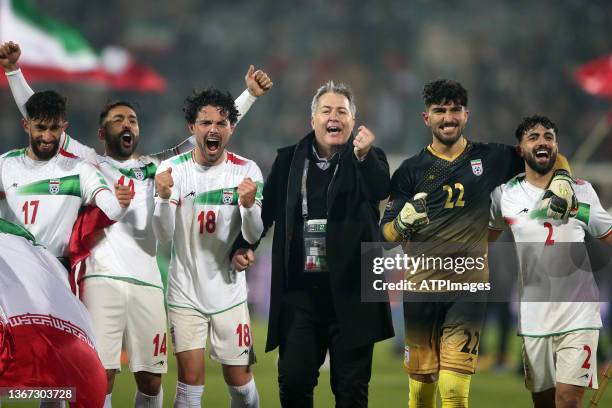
[256,82,394,407]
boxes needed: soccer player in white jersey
[489,115,612,408]
[0,90,131,265]
[0,40,273,408]
[153,88,264,408]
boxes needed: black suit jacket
[261,131,394,352]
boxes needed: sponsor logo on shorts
[237,349,249,358]
[153,360,165,366]
[517,208,529,214]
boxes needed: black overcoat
[261,131,394,352]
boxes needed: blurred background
[1,0,611,406]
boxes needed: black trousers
[277,302,374,408]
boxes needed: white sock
[174,381,204,408]
[104,393,112,408]
[227,378,260,408]
[134,386,163,408]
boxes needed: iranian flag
[0,222,106,407]
[0,0,166,92]
[575,54,612,99]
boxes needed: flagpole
[571,113,610,167]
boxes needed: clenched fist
[245,65,273,97]
[353,125,376,160]
[155,168,174,200]
[237,177,257,208]
[393,192,429,239]
[0,41,21,72]
[114,183,133,208]
[232,248,255,272]
[535,169,577,223]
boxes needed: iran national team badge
[470,159,483,176]
[222,189,234,205]
[133,168,145,181]
[49,179,60,195]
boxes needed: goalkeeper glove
[537,169,578,223]
[393,192,429,239]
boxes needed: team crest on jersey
[133,168,145,181]
[223,189,234,205]
[49,179,60,195]
[470,159,483,176]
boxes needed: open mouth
[205,136,221,153]
[535,148,550,161]
[326,125,342,137]
[121,131,134,148]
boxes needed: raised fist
[237,177,257,208]
[393,192,429,239]
[0,41,21,72]
[155,168,174,200]
[245,65,273,97]
[353,125,376,160]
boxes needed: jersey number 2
[22,200,39,224]
[544,222,555,246]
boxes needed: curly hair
[515,115,559,142]
[25,91,67,122]
[422,79,468,108]
[183,88,239,125]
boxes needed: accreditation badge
[303,219,328,273]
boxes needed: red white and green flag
[0,0,166,92]
[575,54,612,99]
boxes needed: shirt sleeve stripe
[597,225,612,240]
[91,186,112,201]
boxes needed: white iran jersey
[0,148,111,258]
[61,134,168,287]
[157,150,263,314]
[490,175,612,336]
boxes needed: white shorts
[522,330,599,392]
[168,302,255,366]
[81,277,168,373]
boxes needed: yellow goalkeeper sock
[438,370,471,408]
[408,377,437,408]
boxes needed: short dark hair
[25,91,67,122]
[422,79,468,108]
[98,101,138,126]
[515,115,559,142]
[183,88,239,125]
